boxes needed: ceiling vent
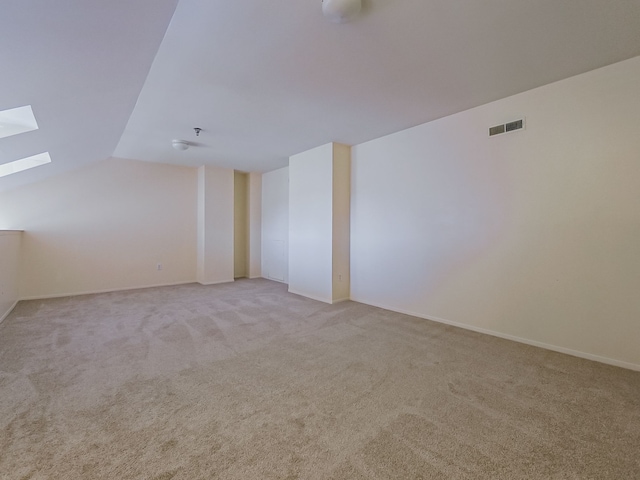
[489,118,525,137]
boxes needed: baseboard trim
[264,276,287,285]
[351,296,640,372]
[0,300,19,325]
[19,281,198,301]
[331,297,351,304]
[198,279,235,286]
[288,289,351,305]
[288,288,333,304]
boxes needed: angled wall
[350,56,640,369]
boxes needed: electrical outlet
[157,263,163,271]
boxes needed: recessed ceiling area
[2,0,640,190]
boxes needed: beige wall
[262,167,289,284]
[197,165,234,285]
[332,143,351,302]
[234,172,248,278]
[0,158,197,299]
[248,172,262,279]
[0,231,22,322]
[350,56,640,370]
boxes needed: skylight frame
[0,152,52,178]
[0,105,39,139]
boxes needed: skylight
[0,105,39,139]
[0,152,51,178]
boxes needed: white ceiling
[0,0,179,192]
[2,0,640,191]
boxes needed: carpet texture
[1,278,638,479]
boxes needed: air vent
[489,118,525,137]
[506,119,523,132]
[489,125,505,136]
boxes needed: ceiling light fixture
[322,0,362,23]
[172,139,189,151]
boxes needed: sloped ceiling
[2,0,640,191]
[0,0,179,192]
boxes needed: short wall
[0,231,22,323]
[0,158,198,299]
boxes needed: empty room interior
[1,1,640,478]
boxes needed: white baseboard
[331,297,351,304]
[288,288,333,304]
[0,300,19,325]
[288,289,351,305]
[351,296,640,372]
[19,280,198,301]
[263,276,287,285]
[198,279,235,286]
[13,279,638,372]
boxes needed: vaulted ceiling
[2,0,640,192]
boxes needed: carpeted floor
[1,278,638,479]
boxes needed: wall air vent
[489,118,525,137]
[489,124,505,136]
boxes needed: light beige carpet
[1,278,638,479]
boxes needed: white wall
[248,172,262,279]
[288,143,351,303]
[0,158,197,299]
[288,144,335,303]
[351,56,640,370]
[0,231,22,322]
[197,165,234,285]
[261,167,289,284]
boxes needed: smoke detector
[322,0,362,23]
[172,139,189,151]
